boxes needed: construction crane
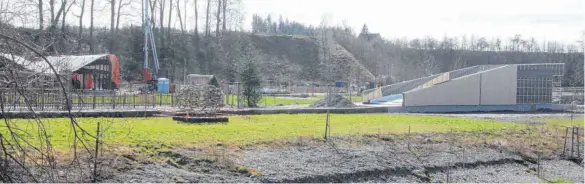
[141,0,160,92]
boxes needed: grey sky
[243,0,584,44]
[3,0,583,45]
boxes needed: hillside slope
[248,34,374,83]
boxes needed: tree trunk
[110,0,116,53]
[62,2,74,34]
[77,0,85,53]
[215,0,221,40]
[159,0,165,50]
[167,0,172,44]
[38,0,44,47]
[222,0,226,32]
[89,0,95,53]
[148,0,157,30]
[194,0,200,73]
[50,0,66,54]
[176,0,184,33]
[50,0,55,23]
[194,0,199,49]
[205,0,210,37]
[115,0,124,33]
[60,1,74,54]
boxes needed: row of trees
[251,14,319,36]
[1,3,583,87]
[1,0,243,76]
[250,14,583,86]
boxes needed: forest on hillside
[0,0,583,87]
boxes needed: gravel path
[428,163,543,183]
[104,136,584,183]
[240,139,582,183]
[540,160,584,182]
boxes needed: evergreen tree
[240,59,262,107]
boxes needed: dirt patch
[310,94,355,108]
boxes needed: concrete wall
[480,65,517,105]
[403,74,480,106]
[403,65,518,106]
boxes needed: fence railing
[0,90,179,111]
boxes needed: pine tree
[240,60,261,107]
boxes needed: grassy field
[226,94,363,106]
[1,114,529,152]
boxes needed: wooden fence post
[133,94,136,108]
[112,92,116,109]
[563,127,568,157]
[571,126,575,158]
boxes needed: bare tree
[167,0,172,42]
[76,0,85,52]
[194,0,199,47]
[49,0,66,27]
[115,0,131,33]
[158,0,165,49]
[109,0,115,52]
[88,0,94,53]
[205,0,210,37]
[38,0,44,46]
[176,0,184,32]
[222,0,226,32]
[38,0,44,29]
[148,0,157,29]
[50,0,54,23]
[215,0,221,40]
[60,0,74,34]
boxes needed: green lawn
[1,114,527,151]
[225,94,363,106]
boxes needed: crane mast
[142,0,160,82]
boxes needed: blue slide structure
[368,94,403,104]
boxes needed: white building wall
[403,74,481,106]
[403,66,518,106]
[479,65,517,105]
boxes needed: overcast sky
[243,0,584,44]
[4,0,584,45]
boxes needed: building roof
[0,53,109,74]
[186,74,218,86]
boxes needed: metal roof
[0,53,109,74]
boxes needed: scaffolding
[516,63,564,104]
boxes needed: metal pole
[92,92,96,109]
[133,94,136,108]
[41,90,45,111]
[324,85,331,140]
[112,91,116,109]
[237,82,241,109]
